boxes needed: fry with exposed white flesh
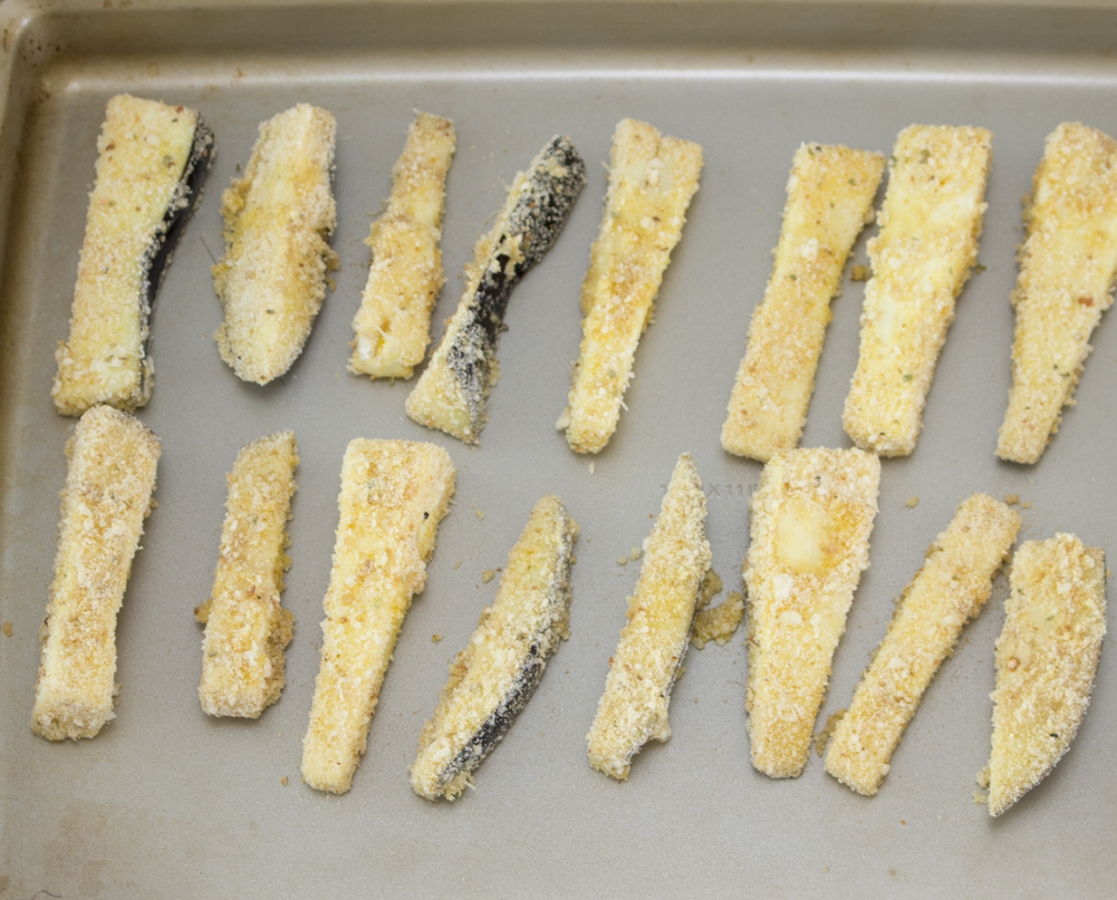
[411,494,578,800]
[842,125,992,456]
[997,124,1117,464]
[350,112,456,379]
[825,493,1020,795]
[561,119,703,454]
[196,431,298,718]
[587,453,711,780]
[32,405,161,740]
[406,135,586,444]
[722,143,884,462]
[53,94,213,416]
[985,534,1105,816]
[302,439,455,794]
[214,104,338,385]
[744,447,880,778]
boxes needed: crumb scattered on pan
[1021,501,1031,509]
[629,546,642,562]
[453,559,462,569]
[474,505,485,521]
[1005,494,1019,505]
[280,776,289,786]
[588,462,595,475]
[2,622,11,637]
[851,264,870,281]
[481,570,496,583]
[692,590,744,649]
[905,496,919,508]
[431,634,443,643]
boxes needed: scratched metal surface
[2,1,1117,896]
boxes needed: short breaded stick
[843,125,992,456]
[985,534,1105,816]
[302,439,455,794]
[722,143,884,462]
[214,104,338,385]
[411,494,577,800]
[561,119,703,454]
[825,494,1020,795]
[997,124,1117,464]
[406,135,586,444]
[53,94,213,416]
[587,453,711,780]
[744,447,880,778]
[350,112,456,379]
[31,406,161,740]
[196,431,298,718]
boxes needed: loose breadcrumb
[411,494,578,800]
[587,454,711,780]
[692,591,744,649]
[824,494,1020,795]
[997,123,1117,464]
[350,112,456,379]
[53,94,212,415]
[744,447,880,778]
[721,143,884,462]
[214,104,338,385]
[31,406,161,740]
[196,432,298,718]
[563,119,703,454]
[301,439,455,794]
[986,534,1105,816]
[843,125,992,456]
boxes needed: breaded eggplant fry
[52,94,213,415]
[997,123,1117,464]
[744,447,880,778]
[214,104,338,385]
[196,431,298,718]
[350,112,456,379]
[843,125,992,456]
[302,439,455,794]
[985,534,1106,816]
[722,143,884,461]
[587,453,711,780]
[411,494,578,800]
[562,119,703,454]
[406,135,586,444]
[32,406,161,740]
[825,494,1020,795]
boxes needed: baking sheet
[3,1,1117,896]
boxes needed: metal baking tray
[3,1,1117,896]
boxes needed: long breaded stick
[406,135,585,444]
[997,123,1117,464]
[825,494,1020,795]
[302,439,455,794]
[587,453,711,780]
[985,534,1105,816]
[53,94,212,415]
[843,125,992,456]
[411,494,578,800]
[214,104,338,385]
[722,143,884,462]
[350,112,456,379]
[196,431,298,718]
[31,405,161,740]
[744,447,880,778]
[562,119,703,454]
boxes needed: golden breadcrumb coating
[214,104,338,385]
[302,439,455,794]
[986,534,1105,816]
[997,123,1117,464]
[722,143,884,462]
[562,118,703,454]
[350,112,456,379]
[411,494,577,800]
[843,125,992,456]
[32,405,161,740]
[53,94,208,415]
[196,431,298,718]
[587,453,711,780]
[825,494,1020,795]
[744,447,880,778]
